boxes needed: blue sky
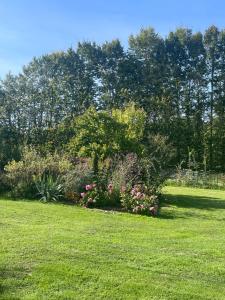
[0,0,225,78]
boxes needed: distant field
[1,186,225,299]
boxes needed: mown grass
[1,186,225,299]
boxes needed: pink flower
[108,184,113,190]
[80,192,86,198]
[92,183,96,188]
[136,192,142,199]
[131,189,136,196]
[85,184,92,191]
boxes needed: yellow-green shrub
[5,147,73,198]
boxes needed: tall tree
[204,26,220,170]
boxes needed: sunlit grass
[1,186,225,299]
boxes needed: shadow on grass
[112,193,225,220]
[162,194,225,210]
[2,192,225,221]
[158,192,225,219]
[0,194,76,207]
[0,268,16,299]
[0,266,29,299]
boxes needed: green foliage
[26,123,74,154]
[79,183,101,208]
[35,175,63,202]
[67,104,147,172]
[109,149,170,196]
[120,184,159,216]
[109,153,142,191]
[112,103,146,141]
[4,147,72,198]
[3,145,164,215]
[0,172,10,193]
[67,107,123,162]
[0,126,22,170]
[112,103,146,154]
[63,159,94,196]
[167,169,225,190]
[1,25,225,173]
[73,152,162,214]
[79,182,120,208]
[140,135,174,190]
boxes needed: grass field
[1,186,225,299]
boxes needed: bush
[120,184,159,216]
[142,134,174,189]
[79,182,120,208]
[35,174,63,202]
[0,172,10,194]
[4,146,164,217]
[79,183,99,207]
[5,147,73,198]
[78,180,159,215]
[110,153,142,191]
[109,152,166,193]
[98,153,163,215]
[62,159,94,201]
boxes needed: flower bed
[79,182,159,216]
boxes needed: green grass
[1,187,225,299]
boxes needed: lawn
[1,187,225,300]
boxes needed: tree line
[0,25,225,171]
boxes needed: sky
[0,0,225,78]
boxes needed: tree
[204,26,220,170]
[1,25,225,171]
[67,104,147,173]
[67,107,124,173]
[112,103,146,154]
